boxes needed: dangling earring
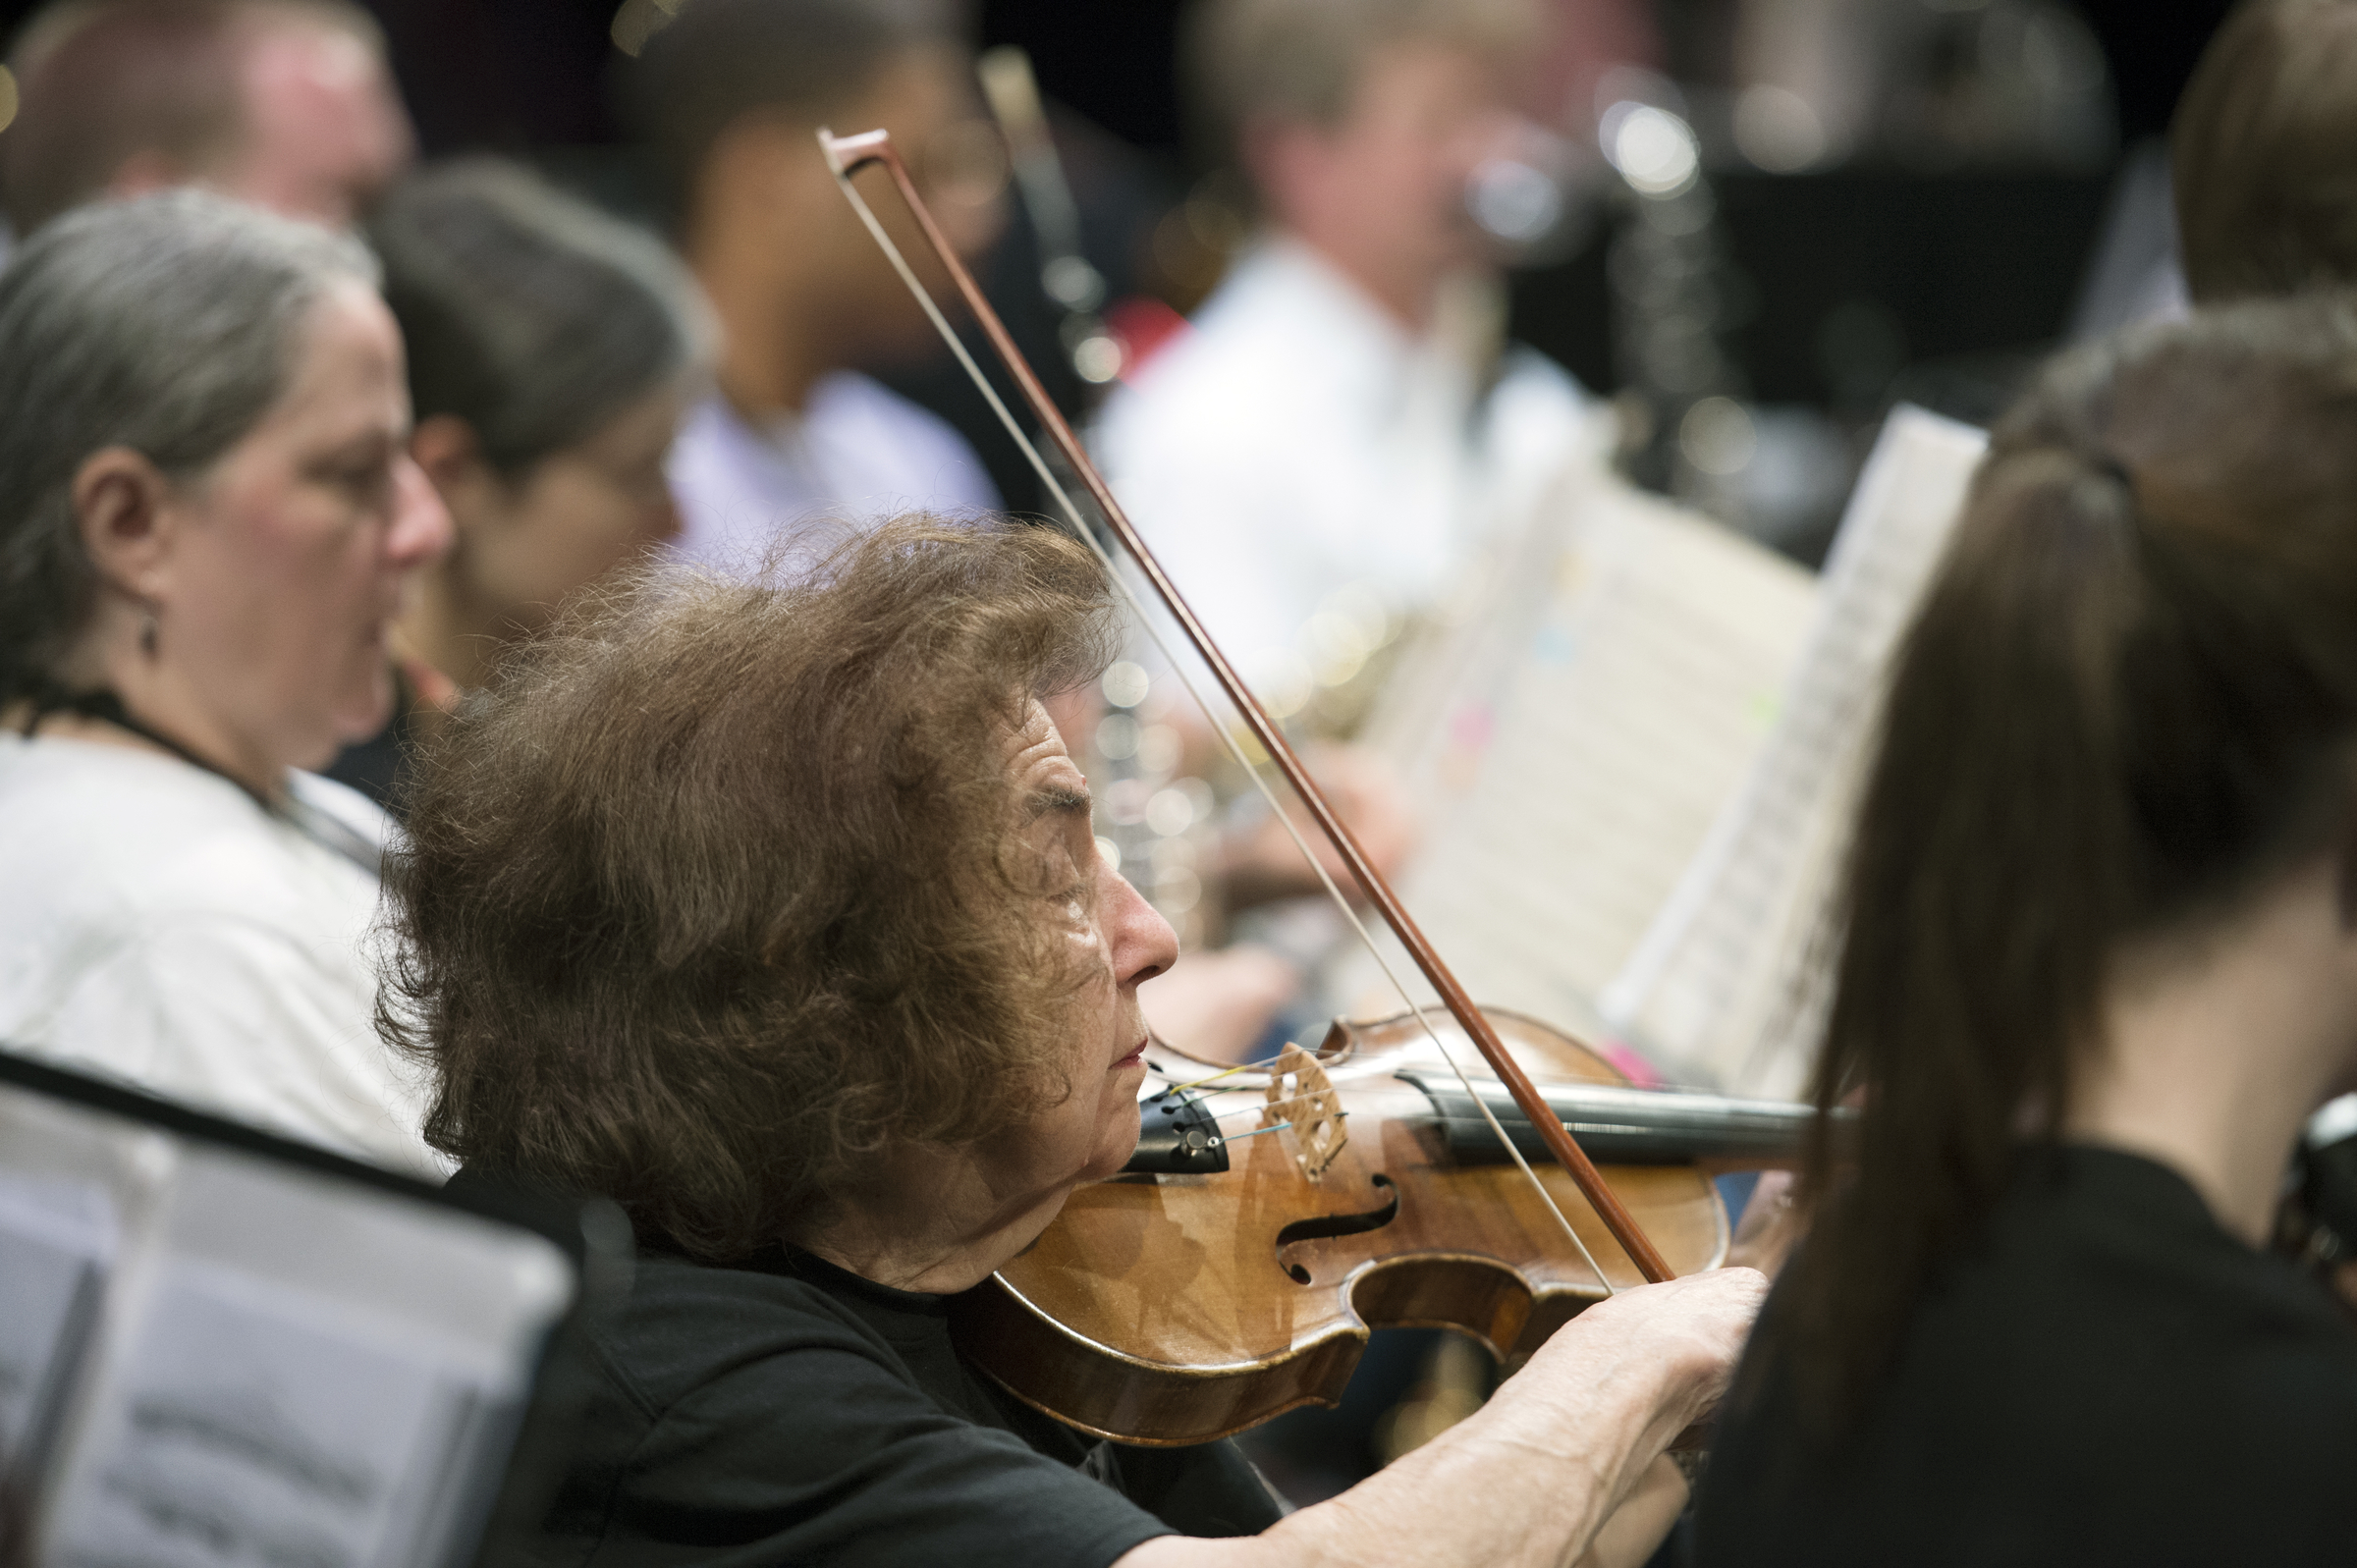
[138,608,159,660]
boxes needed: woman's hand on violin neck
[1114,1267,1769,1568]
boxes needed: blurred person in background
[0,191,450,1175]
[0,0,413,239]
[325,158,711,811]
[1094,0,1596,675]
[2171,0,2357,305]
[1087,0,1588,1066]
[623,0,1008,570]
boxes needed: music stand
[0,1047,627,1567]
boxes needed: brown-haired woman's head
[2174,0,2357,301]
[379,514,1152,1261]
[1782,291,2357,1433]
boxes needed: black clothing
[1698,1146,2357,1567]
[510,1215,1282,1566]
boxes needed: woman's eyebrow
[1023,785,1093,824]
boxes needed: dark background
[0,0,2243,481]
[0,0,2219,162]
[340,0,2224,406]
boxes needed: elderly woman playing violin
[384,514,1764,1568]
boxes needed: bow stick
[820,127,1674,1287]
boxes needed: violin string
[828,144,1617,1297]
[1160,1086,1255,1118]
[1158,1062,1258,1095]
[1214,1104,1350,1123]
[1218,1118,1299,1143]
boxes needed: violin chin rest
[1124,1090,1232,1175]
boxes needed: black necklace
[16,681,382,875]
[21,682,271,811]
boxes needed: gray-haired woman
[0,190,452,1173]
[325,159,708,808]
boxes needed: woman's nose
[1105,861,1178,989]
[387,454,454,568]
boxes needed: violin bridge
[1261,1043,1347,1183]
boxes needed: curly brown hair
[377,514,1120,1260]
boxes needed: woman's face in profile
[162,281,450,770]
[447,379,688,638]
[1003,699,1178,1196]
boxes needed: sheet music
[1599,406,1989,1095]
[0,1178,115,1473]
[1333,470,1820,1037]
[44,1258,498,1568]
[0,1075,580,1567]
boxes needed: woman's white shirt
[0,733,442,1177]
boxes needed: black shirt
[516,1230,1283,1566]
[1697,1146,2357,1566]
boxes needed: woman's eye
[311,451,395,505]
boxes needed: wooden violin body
[950,1007,1727,1445]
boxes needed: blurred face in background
[693,40,1006,376]
[94,11,415,227]
[1250,39,1515,322]
[413,381,691,651]
[222,16,414,227]
[103,11,421,230]
[823,42,1009,357]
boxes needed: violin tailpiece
[1262,1043,1348,1182]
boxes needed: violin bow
[820,128,1674,1287]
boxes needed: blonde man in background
[1095,0,1597,678]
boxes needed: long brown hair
[2174,0,2357,302]
[1778,293,2357,1433]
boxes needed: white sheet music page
[43,1258,485,1568]
[0,1177,115,1470]
[1336,470,1819,1041]
[30,1142,576,1567]
[1600,406,1989,1096]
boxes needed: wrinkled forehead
[993,698,1093,902]
[1007,696,1087,808]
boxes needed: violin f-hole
[1274,1174,1400,1284]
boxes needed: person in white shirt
[1089,0,1593,1060]
[1096,0,1594,682]
[0,191,452,1176]
[622,0,1005,571]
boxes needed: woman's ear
[409,414,497,536]
[72,446,176,604]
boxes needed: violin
[817,127,1784,1444]
[961,1005,1835,1444]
